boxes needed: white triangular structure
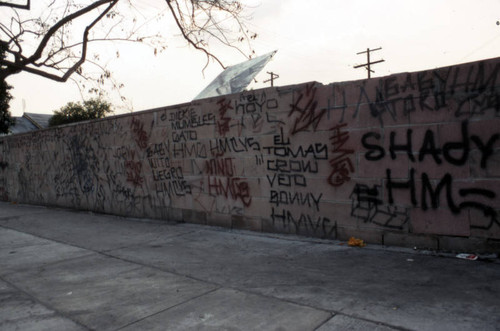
[193,50,277,100]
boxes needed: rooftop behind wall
[1,57,500,252]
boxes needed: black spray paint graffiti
[385,169,499,230]
[330,61,500,126]
[266,160,318,174]
[264,127,324,195]
[270,191,322,211]
[263,128,328,160]
[146,143,170,169]
[264,128,323,207]
[217,98,233,136]
[171,141,208,159]
[359,120,500,230]
[68,135,97,194]
[361,121,499,167]
[146,142,192,198]
[234,90,279,114]
[160,106,215,129]
[263,125,334,236]
[154,166,192,197]
[271,207,337,238]
[172,130,197,142]
[350,184,409,230]
[209,137,261,157]
[267,173,307,187]
[231,91,281,134]
[452,62,500,117]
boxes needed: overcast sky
[5,0,500,116]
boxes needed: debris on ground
[456,253,478,261]
[348,237,366,247]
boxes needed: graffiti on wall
[327,123,354,187]
[327,61,500,127]
[350,184,409,230]
[359,120,499,231]
[0,59,499,242]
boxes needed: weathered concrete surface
[0,202,499,330]
[0,279,87,331]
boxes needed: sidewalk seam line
[0,222,427,330]
[0,274,93,331]
[113,287,221,331]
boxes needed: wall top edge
[2,55,500,141]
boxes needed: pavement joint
[114,287,222,331]
[1,202,499,330]
[2,222,372,330]
[101,243,413,331]
[0,274,92,330]
[5,218,496,331]
[0,221,220,289]
[330,312,413,331]
[97,250,223,291]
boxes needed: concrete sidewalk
[0,202,499,331]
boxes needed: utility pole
[264,71,279,87]
[354,47,385,79]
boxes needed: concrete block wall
[1,57,500,252]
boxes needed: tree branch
[25,0,117,67]
[0,0,119,82]
[165,0,225,72]
[0,0,256,99]
[0,0,30,10]
[53,0,119,82]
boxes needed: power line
[354,47,385,79]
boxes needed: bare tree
[0,0,256,97]
[0,1,30,10]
